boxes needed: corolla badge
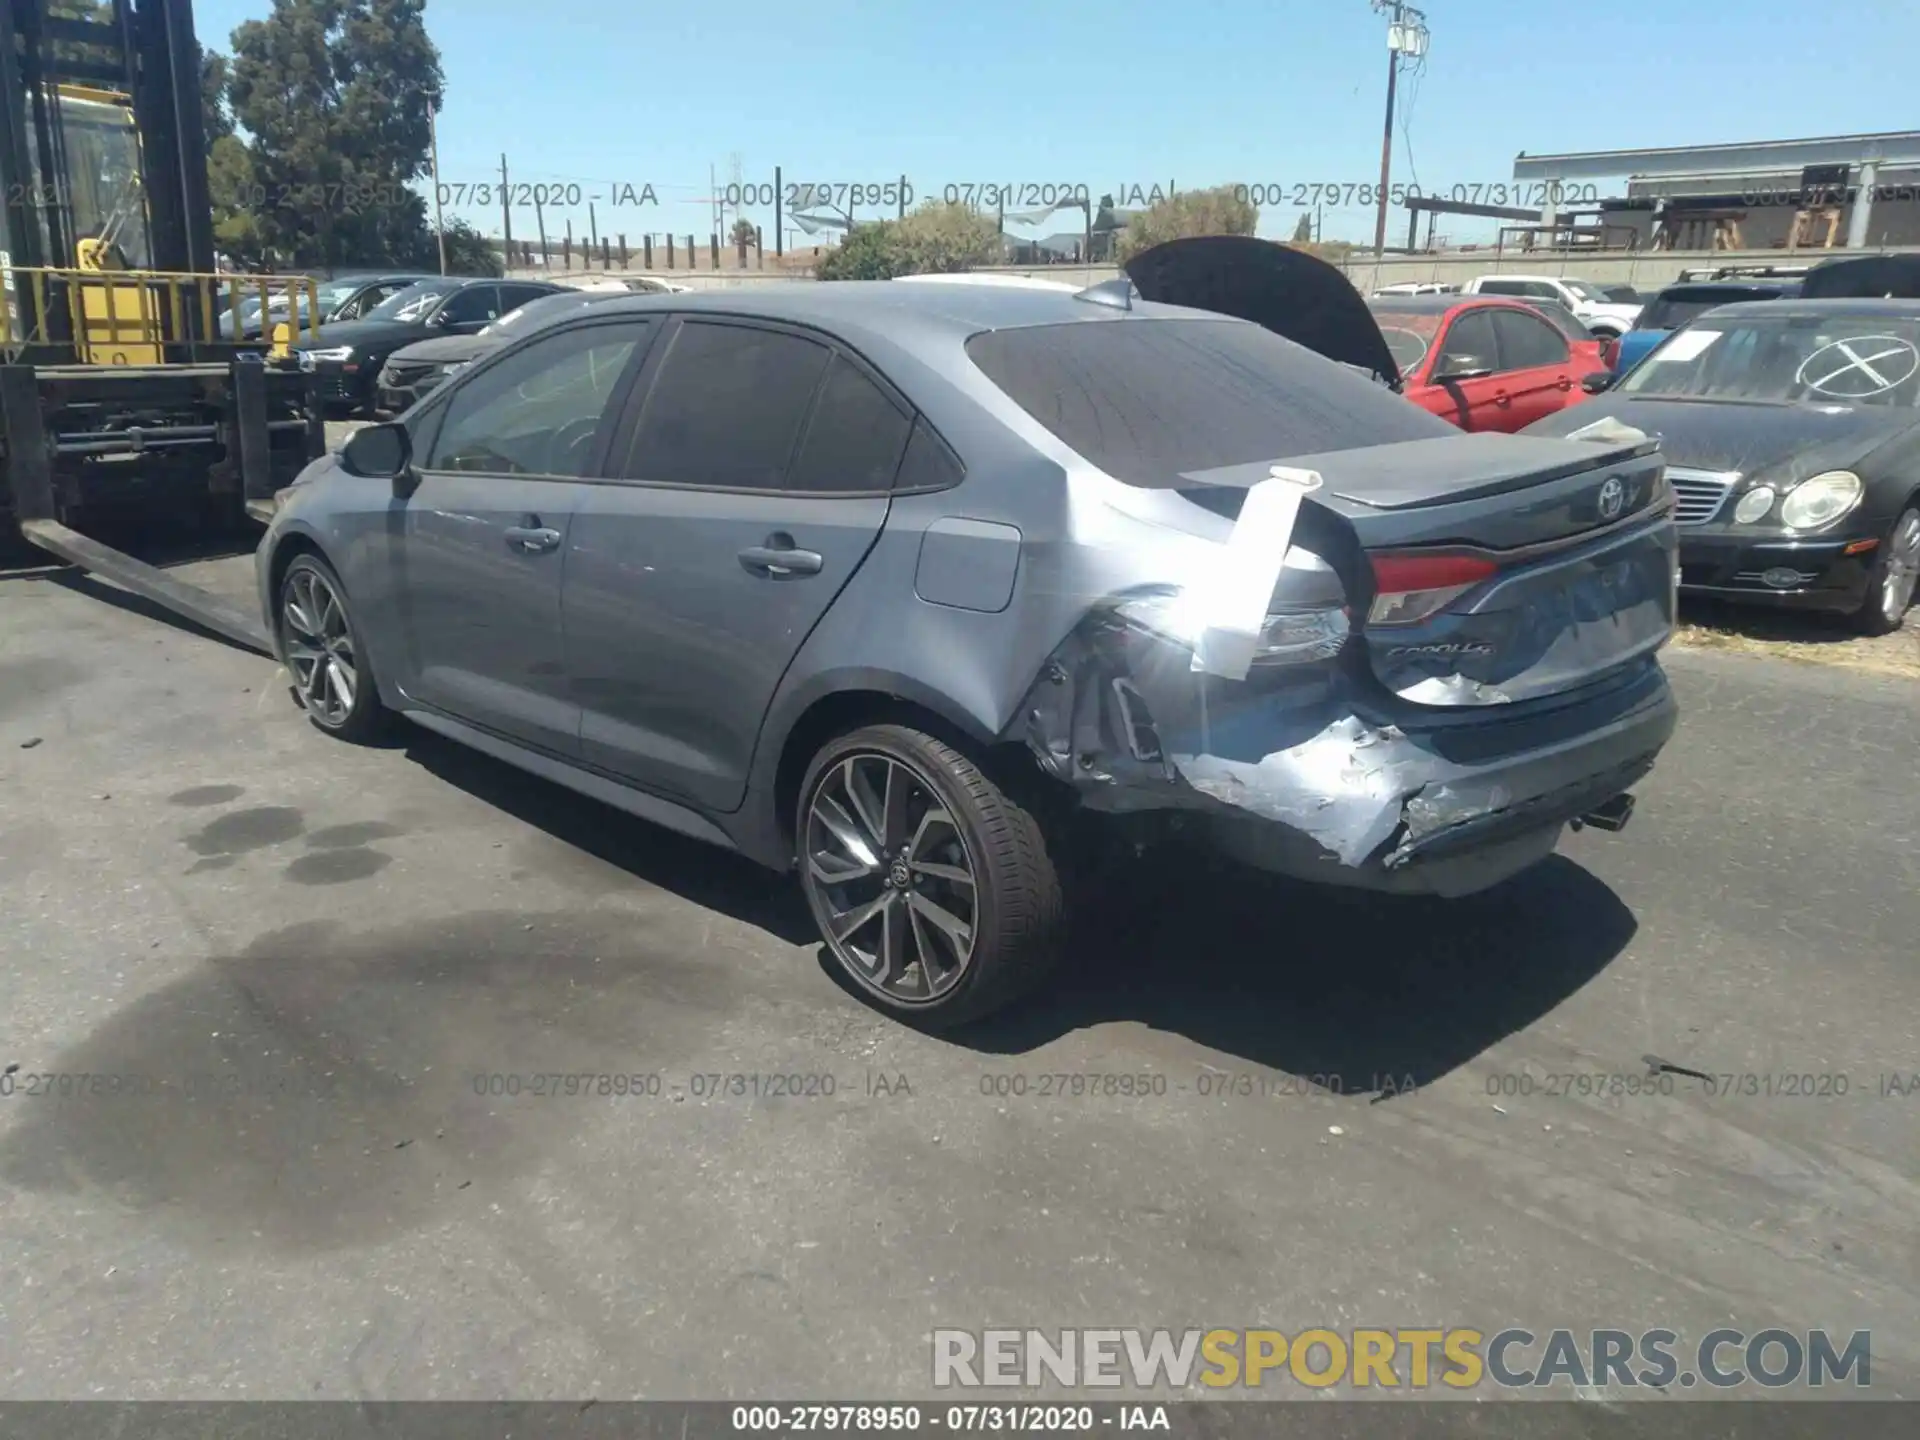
[1597,476,1626,520]
[1388,640,1496,659]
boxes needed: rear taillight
[1601,338,1620,369]
[1368,553,1499,626]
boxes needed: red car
[1365,295,1608,432]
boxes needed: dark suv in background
[375,287,636,414]
[291,276,565,415]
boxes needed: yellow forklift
[1,0,324,650]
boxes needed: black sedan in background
[1525,298,1920,634]
[292,276,566,414]
[374,287,636,414]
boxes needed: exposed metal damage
[1006,604,1495,874]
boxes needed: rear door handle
[1556,376,1573,391]
[1493,390,1512,407]
[504,524,561,554]
[739,543,823,578]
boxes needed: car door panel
[566,487,890,805]
[1424,310,1506,431]
[388,318,656,757]
[563,321,912,812]
[397,473,584,755]
[1488,308,1576,429]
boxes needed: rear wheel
[277,553,390,742]
[1850,505,1920,636]
[796,724,1066,1028]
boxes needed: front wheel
[796,724,1066,1028]
[277,552,390,741]
[1851,505,1920,635]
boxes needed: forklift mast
[0,0,214,282]
[1,0,325,654]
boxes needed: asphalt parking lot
[1,543,1916,1403]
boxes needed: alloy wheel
[1882,509,1920,623]
[803,753,979,1004]
[281,567,359,727]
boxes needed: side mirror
[340,421,414,493]
[1582,371,1615,394]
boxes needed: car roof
[1687,297,1920,320]
[553,279,1232,349]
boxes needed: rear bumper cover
[1010,610,1677,896]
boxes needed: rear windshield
[1637,286,1785,331]
[965,318,1453,487]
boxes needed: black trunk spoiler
[1123,235,1402,388]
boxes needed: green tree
[1113,185,1258,264]
[814,221,907,280]
[892,200,1000,272]
[225,0,443,269]
[1290,211,1313,244]
[730,217,758,250]
[398,217,499,276]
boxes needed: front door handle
[1492,390,1512,407]
[739,541,824,578]
[1556,375,1573,391]
[504,524,561,554]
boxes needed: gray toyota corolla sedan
[256,261,1680,1027]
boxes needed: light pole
[426,90,448,274]
[1371,1,1428,256]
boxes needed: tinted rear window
[965,318,1452,487]
[1638,287,1783,331]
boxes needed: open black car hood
[1123,235,1400,387]
[1801,253,1920,299]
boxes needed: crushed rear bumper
[1009,610,1676,897]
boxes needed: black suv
[291,277,566,415]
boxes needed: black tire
[275,552,390,743]
[1849,504,1920,636]
[796,724,1066,1029]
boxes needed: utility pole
[498,153,514,257]
[1370,1,1428,256]
[427,92,447,274]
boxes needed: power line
[1369,0,1430,255]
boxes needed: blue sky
[195,0,1920,250]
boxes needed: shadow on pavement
[946,847,1638,1097]
[1679,594,1861,645]
[403,723,1635,1099]
[401,727,818,946]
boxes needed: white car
[1461,274,1642,338]
[1372,281,1458,296]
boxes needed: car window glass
[439,286,500,325]
[365,281,457,322]
[965,318,1452,490]
[623,322,832,488]
[786,356,913,492]
[1490,310,1569,368]
[893,419,964,490]
[500,284,554,309]
[1476,281,1519,295]
[1434,311,1501,375]
[426,321,649,476]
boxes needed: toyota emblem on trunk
[1597,477,1625,520]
